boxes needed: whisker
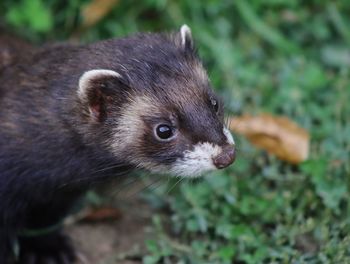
[126,177,163,198]
[144,178,165,194]
[166,177,184,194]
[225,116,230,128]
[108,174,142,197]
[57,168,131,189]
[90,163,132,175]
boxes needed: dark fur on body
[0,29,34,72]
[0,28,234,263]
[0,42,132,262]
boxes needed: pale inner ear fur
[180,24,193,49]
[78,69,121,101]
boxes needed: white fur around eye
[169,142,222,178]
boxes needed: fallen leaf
[81,207,122,222]
[82,0,119,28]
[229,114,309,164]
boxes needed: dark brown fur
[0,31,34,72]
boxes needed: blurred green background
[1,0,350,263]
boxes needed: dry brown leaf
[229,114,309,164]
[81,207,122,222]
[82,0,119,28]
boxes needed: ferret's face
[78,25,235,177]
[114,89,235,177]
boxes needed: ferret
[0,25,236,263]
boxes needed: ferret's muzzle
[213,144,236,169]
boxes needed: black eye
[211,98,219,113]
[155,124,174,140]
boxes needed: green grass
[1,0,350,263]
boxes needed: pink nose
[213,145,236,169]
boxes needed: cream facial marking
[170,142,222,177]
[111,95,159,153]
[223,127,235,145]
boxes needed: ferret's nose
[213,145,236,169]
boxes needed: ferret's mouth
[168,142,236,178]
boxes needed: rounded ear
[179,24,194,51]
[78,69,127,121]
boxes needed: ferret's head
[77,25,235,177]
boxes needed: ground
[67,195,154,264]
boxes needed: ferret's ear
[78,69,127,122]
[179,24,194,51]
